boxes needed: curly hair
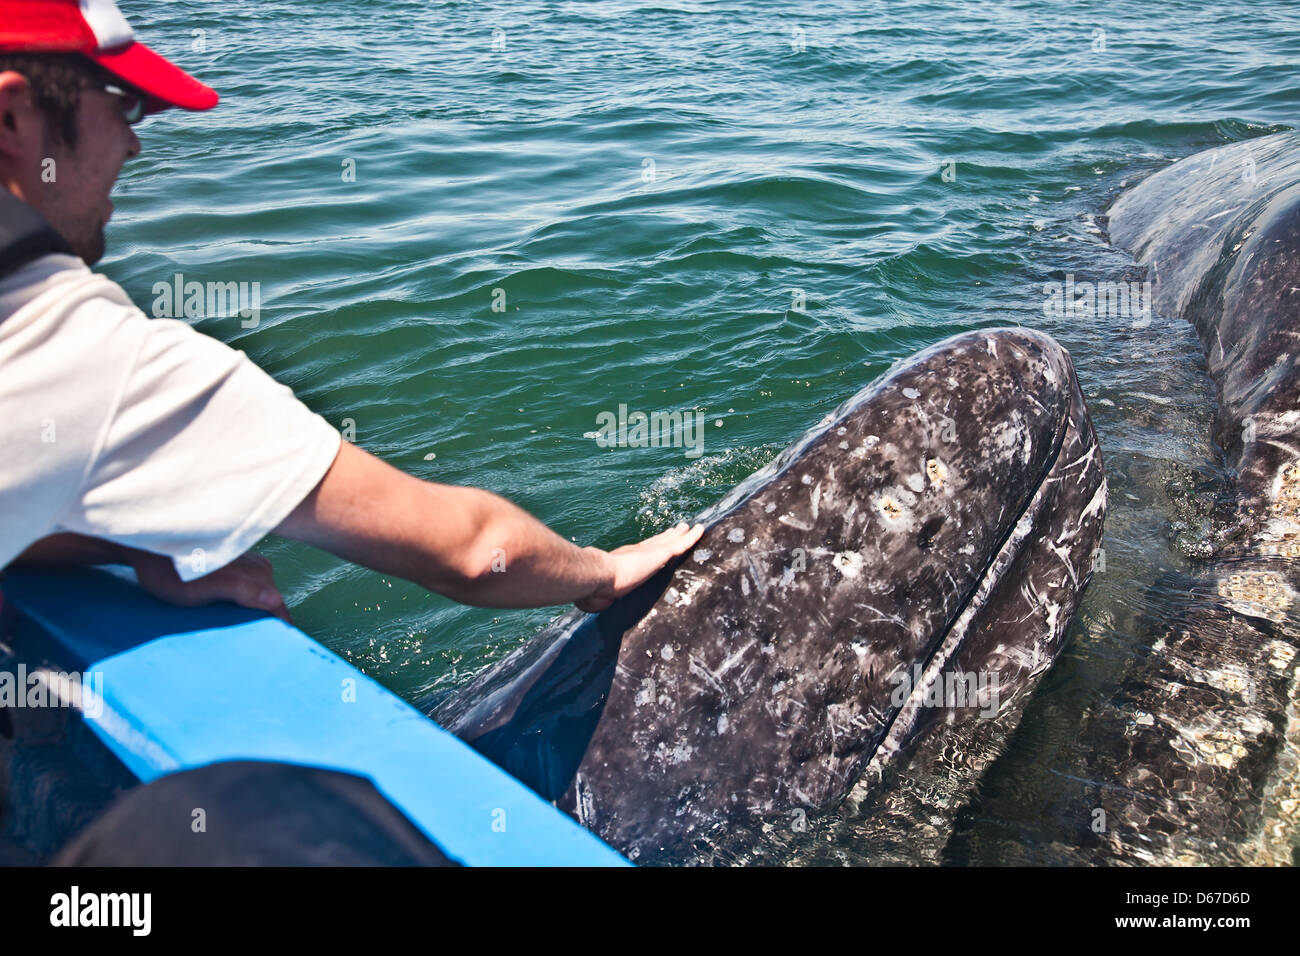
[0,52,120,150]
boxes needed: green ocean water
[105,0,1297,862]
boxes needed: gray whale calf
[432,327,1107,862]
[1076,131,1300,864]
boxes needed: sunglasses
[98,82,147,125]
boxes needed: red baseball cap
[0,0,218,113]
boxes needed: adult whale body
[431,328,1107,862]
[1074,131,1300,864]
[1108,130,1300,535]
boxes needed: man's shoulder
[0,253,136,326]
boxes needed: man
[0,0,703,623]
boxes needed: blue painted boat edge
[1,567,629,868]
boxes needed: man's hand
[576,522,704,612]
[276,441,705,610]
[131,550,292,623]
[12,533,293,621]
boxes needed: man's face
[36,82,142,265]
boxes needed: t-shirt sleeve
[55,283,341,581]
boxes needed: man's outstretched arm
[275,441,704,611]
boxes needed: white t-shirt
[0,253,341,581]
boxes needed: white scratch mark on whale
[688,656,728,698]
[717,640,757,678]
[854,603,909,630]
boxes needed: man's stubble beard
[39,134,109,266]
[45,207,106,265]
[75,223,106,266]
[49,196,106,266]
